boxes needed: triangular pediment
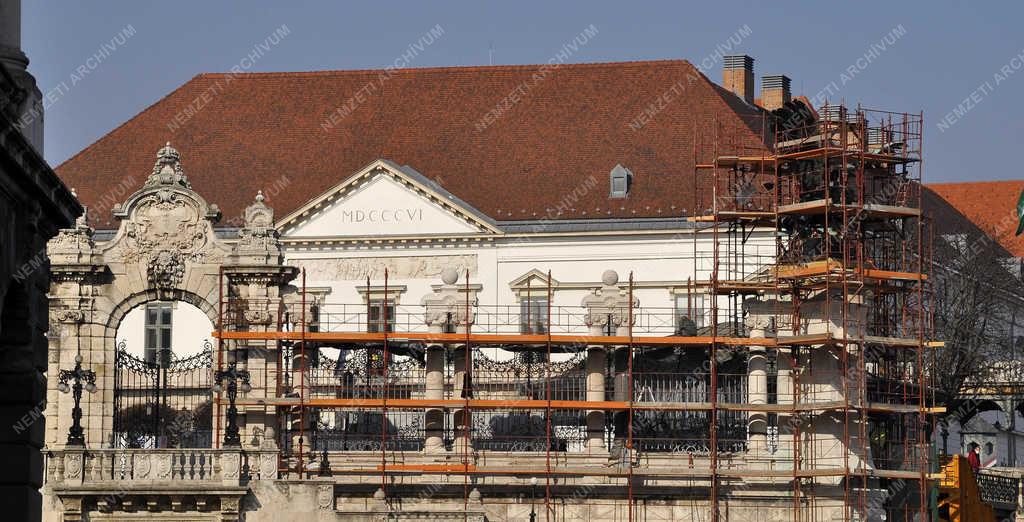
[279,160,500,238]
[509,269,559,291]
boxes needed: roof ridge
[196,59,696,79]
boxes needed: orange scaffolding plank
[240,397,934,414]
[212,330,778,347]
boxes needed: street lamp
[213,362,251,447]
[58,354,97,447]
[529,476,538,522]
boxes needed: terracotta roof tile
[926,180,1024,257]
[55,60,767,228]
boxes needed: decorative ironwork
[213,362,252,447]
[977,470,1020,508]
[57,353,97,446]
[112,340,213,448]
[473,350,585,375]
[310,411,424,451]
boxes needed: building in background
[42,57,947,520]
[0,1,82,520]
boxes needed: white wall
[116,301,213,359]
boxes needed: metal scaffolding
[210,103,936,521]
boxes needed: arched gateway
[42,144,296,521]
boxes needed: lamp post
[213,362,251,447]
[529,476,538,522]
[57,354,97,447]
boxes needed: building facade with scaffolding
[43,58,936,521]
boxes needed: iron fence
[112,340,214,448]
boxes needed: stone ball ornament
[441,267,460,285]
[602,269,619,286]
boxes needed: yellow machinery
[938,455,996,522]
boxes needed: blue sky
[22,0,1024,183]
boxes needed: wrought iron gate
[112,340,214,448]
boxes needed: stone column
[775,347,794,460]
[421,268,478,455]
[584,344,606,451]
[423,339,445,452]
[581,270,636,455]
[747,341,768,453]
[452,339,471,455]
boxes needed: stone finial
[421,268,477,327]
[602,269,619,286]
[243,190,275,230]
[145,142,191,189]
[74,206,89,229]
[234,190,282,264]
[441,266,459,285]
[48,207,95,261]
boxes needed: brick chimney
[761,74,792,111]
[722,55,754,104]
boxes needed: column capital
[581,270,638,329]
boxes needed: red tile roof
[926,181,1024,257]
[55,60,768,228]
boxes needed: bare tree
[929,227,1024,450]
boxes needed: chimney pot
[722,55,754,104]
[761,74,792,111]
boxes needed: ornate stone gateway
[43,144,295,521]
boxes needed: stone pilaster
[224,191,297,450]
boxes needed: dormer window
[609,164,632,198]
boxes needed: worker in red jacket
[967,442,981,472]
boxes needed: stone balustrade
[44,447,279,487]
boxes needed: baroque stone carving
[297,254,477,281]
[145,142,191,188]
[233,190,286,266]
[317,485,334,510]
[108,143,225,270]
[120,194,209,264]
[148,249,186,289]
[259,452,277,480]
[244,309,273,325]
[49,211,94,253]
[221,452,240,479]
[135,453,151,479]
[55,309,85,323]
[64,453,82,479]
[157,454,173,478]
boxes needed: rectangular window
[144,302,173,366]
[367,298,395,333]
[611,175,627,195]
[674,294,704,333]
[520,296,548,334]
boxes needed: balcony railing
[976,469,1021,509]
[44,447,279,488]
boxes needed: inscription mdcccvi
[341,208,424,223]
